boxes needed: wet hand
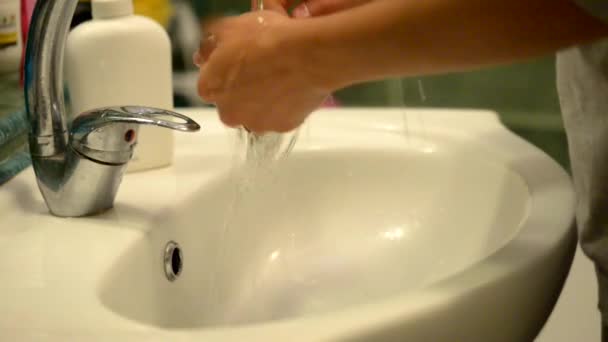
[260,0,374,18]
[196,11,331,133]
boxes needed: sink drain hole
[164,241,183,282]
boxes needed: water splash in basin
[99,148,529,328]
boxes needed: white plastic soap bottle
[65,0,174,172]
[0,0,21,75]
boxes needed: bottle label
[0,3,18,49]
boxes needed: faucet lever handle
[70,106,201,164]
[72,106,201,133]
[101,106,202,132]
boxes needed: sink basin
[0,108,575,341]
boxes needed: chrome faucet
[24,0,201,217]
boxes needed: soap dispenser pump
[65,0,175,172]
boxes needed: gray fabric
[557,1,608,329]
[574,0,608,22]
[0,110,28,148]
[0,151,30,186]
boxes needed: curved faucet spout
[25,0,78,157]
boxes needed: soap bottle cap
[92,0,134,19]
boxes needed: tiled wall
[336,56,570,169]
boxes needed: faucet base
[34,154,127,217]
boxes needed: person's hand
[197,11,331,133]
[259,0,373,18]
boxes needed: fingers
[219,112,302,133]
[197,33,242,104]
[195,16,229,67]
[195,32,217,67]
[193,51,202,68]
[200,16,226,41]
[292,3,311,18]
[198,61,223,103]
[216,108,241,129]
[252,0,296,15]
[293,0,369,17]
[213,97,304,133]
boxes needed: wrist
[277,19,353,93]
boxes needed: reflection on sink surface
[100,149,529,328]
[0,108,575,341]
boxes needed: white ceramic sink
[0,108,575,341]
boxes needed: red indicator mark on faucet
[125,129,136,143]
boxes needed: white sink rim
[0,108,576,341]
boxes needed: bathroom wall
[335,56,569,170]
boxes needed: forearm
[284,0,608,90]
